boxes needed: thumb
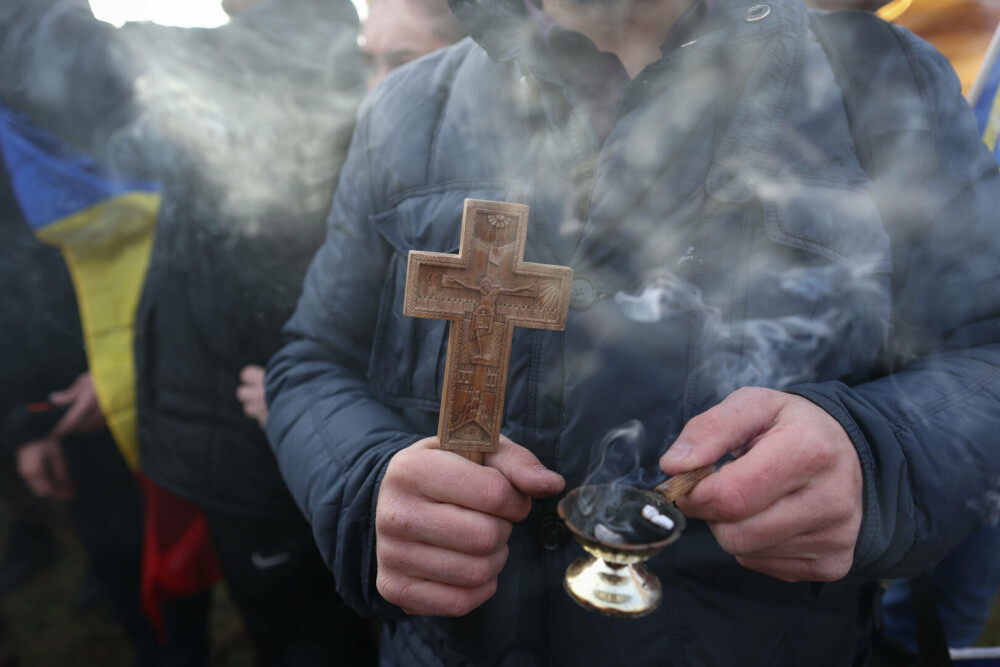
[660,387,789,475]
[485,435,564,499]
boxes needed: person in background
[361,0,465,88]
[236,0,466,429]
[0,141,76,599]
[0,153,197,665]
[0,0,373,664]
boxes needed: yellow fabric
[878,0,1000,96]
[983,85,1000,150]
[36,191,160,470]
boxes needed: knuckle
[391,507,419,538]
[477,474,515,515]
[713,485,753,522]
[686,412,727,442]
[443,591,481,617]
[800,441,835,474]
[507,496,532,522]
[465,557,498,588]
[828,496,856,523]
[390,451,418,479]
[375,503,405,535]
[375,570,392,596]
[467,520,505,555]
[830,528,859,558]
[809,491,855,528]
[716,524,754,556]
[375,572,399,602]
[482,577,499,601]
[375,539,399,569]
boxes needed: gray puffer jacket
[266,0,1000,663]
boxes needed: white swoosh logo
[251,551,293,570]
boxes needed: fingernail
[662,440,692,462]
[534,465,561,478]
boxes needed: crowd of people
[0,0,999,665]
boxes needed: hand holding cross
[374,200,570,617]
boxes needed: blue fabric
[0,105,156,230]
[267,0,1000,664]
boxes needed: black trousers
[0,599,14,667]
[63,431,209,667]
[201,506,377,667]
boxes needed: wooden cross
[403,199,573,463]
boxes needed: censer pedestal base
[564,555,662,618]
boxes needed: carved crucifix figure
[403,199,573,463]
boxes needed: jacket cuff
[362,438,419,626]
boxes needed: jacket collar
[446,0,811,205]
[447,0,800,65]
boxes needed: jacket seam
[888,362,1000,432]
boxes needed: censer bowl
[556,483,686,618]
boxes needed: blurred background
[88,0,369,26]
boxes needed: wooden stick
[654,465,716,503]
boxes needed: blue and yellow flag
[974,48,1000,159]
[0,106,160,469]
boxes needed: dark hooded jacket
[0,0,364,518]
[266,0,1000,663]
[0,157,84,423]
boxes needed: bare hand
[50,373,106,437]
[660,387,863,582]
[375,435,565,616]
[17,437,74,500]
[237,365,268,429]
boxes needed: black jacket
[0,157,84,419]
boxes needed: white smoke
[615,260,886,399]
[968,477,1000,528]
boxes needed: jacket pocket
[367,250,449,412]
[762,178,892,274]
[366,186,514,411]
